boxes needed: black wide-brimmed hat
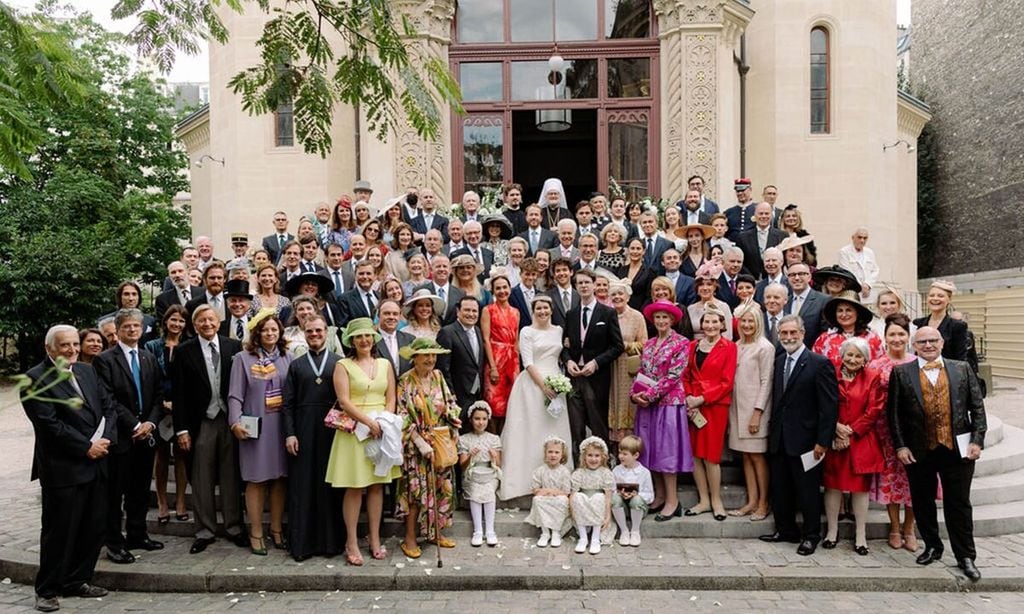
[813,264,862,294]
[822,290,874,328]
[284,272,334,298]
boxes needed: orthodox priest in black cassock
[282,321,344,561]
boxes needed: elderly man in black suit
[155,260,203,321]
[172,304,248,554]
[888,326,987,581]
[435,296,486,422]
[415,255,465,326]
[716,246,749,309]
[735,202,788,280]
[261,210,294,265]
[450,220,494,281]
[92,309,165,564]
[784,263,828,348]
[375,299,415,378]
[561,269,624,456]
[760,314,838,556]
[22,325,116,612]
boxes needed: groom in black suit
[561,269,623,457]
[760,314,838,556]
[436,296,486,424]
[22,325,117,612]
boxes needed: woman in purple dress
[228,309,293,555]
[631,300,693,521]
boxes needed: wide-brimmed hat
[223,279,253,299]
[246,307,278,332]
[403,288,445,319]
[398,337,451,360]
[450,253,484,275]
[643,299,683,324]
[673,223,715,241]
[285,272,334,298]
[481,214,514,240]
[813,264,862,294]
[777,234,814,253]
[822,290,874,328]
[484,266,513,291]
[341,317,382,347]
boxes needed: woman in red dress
[822,337,885,556]
[682,303,737,521]
[481,269,520,435]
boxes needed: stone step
[975,423,1024,477]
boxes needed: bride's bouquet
[544,374,573,419]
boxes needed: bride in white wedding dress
[500,295,574,500]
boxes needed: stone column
[653,0,753,202]
[390,0,455,199]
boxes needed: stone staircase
[146,415,1024,540]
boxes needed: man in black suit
[753,247,788,305]
[322,242,355,301]
[436,296,486,422]
[637,212,673,276]
[261,210,294,265]
[416,255,465,325]
[687,175,719,214]
[449,220,494,280]
[161,246,200,292]
[716,246,748,309]
[784,263,828,348]
[376,299,415,377]
[298,235,326,274]
[410,188,449,243]
[547,219,580,266]
[218,279,253,342]
[760,314,837,556]
[92,309,165,564]
[172,304,247,554]
[676,188,714,226]
[735,202,788,279]
[561,269,624,456]
[607,197,639,243]
[517,204,558,257]
[761,282,789,350]
[22,325,116,612]
[509,257,542,329]
[546,258,579,328]
[888,327,987,581]
[185,261,227,323]
[336,261,379,327]
[155,260,203,321]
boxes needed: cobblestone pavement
[1,584,1024,613]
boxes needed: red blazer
[682,338,738,410]
[838,367,886,475]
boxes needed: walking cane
[429,456,444,568]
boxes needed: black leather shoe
[959,558,981,582]
[916,547,943,565]
[229,532,250,548]
[72,584,107,598]
[190,537,216,554]
[759,532,801,544]
[126,537,164,551]
[821,539,837,549]
[796,539,818,556]
[106,548,135,564]
[854,545,869,556]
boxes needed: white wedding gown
[499,325,574,500]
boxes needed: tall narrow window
[275,103,295,147]
[810,27,830,134]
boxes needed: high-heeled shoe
[655,504,682,522]
[270,530,288,550]
[249,536,267,556]
[648,502,665,514]
[821,539,837,550]
[854,544,869,556]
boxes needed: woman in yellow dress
[325,318,402,565]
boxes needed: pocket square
[595,322,607,326]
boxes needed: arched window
[810,26,830,134]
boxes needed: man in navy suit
[761,282,789,351]
[375,299,415,378]
[509,258,542,329]
[637,213,673,275]
[22,325,117,612]
[716,246,749,309]
[754,247,788,305]
[687,174,719,214]
[760,315,838,556]
[677,188,715,226]
[410,188,449,243]
[337,261,379,326]
[784,263,828,348]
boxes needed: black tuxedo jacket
[22,360,117,488]
[546,285,580,328]
[93,346,164,454]
[170,335,242,440]
[735,227,788,279]
[337,286,378,326]
[768,349,838,456]
[411,212,450,242]
[786,288,829,348]
[887,358,987,460]
[517,227,558,256]
[262,233,295,264]
[435,322,485,411]
[560,301,624,372]
[414,281,466,326]
[156,285,203,321]
[376,329,416,378]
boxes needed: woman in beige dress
[727,303,774,521]
[606,281,647,452]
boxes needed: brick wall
[911,0,1024,276]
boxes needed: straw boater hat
[673,223,716,241]
[813,264,862,294]
[643,299,683,324]
[246,307,278,332]
[822,290,874,328]
[402,288,445,320]
[340,317,381,347]
[398,336,451,360]
[481,214,514,240]
[450,253,484,275]
[285,272,334,298]
[777,234,814,253]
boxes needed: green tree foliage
[0,8,190,369]
[112,0,463,157]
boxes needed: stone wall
[912,0,1024,276]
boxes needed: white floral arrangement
[544,374,574,419]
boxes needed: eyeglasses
[787,272,810,277]
[914,338,941,346]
